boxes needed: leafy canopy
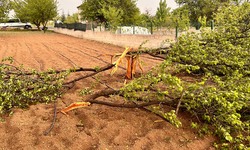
[12,0,58,31]
[174,0,237,22]
[0,0,11,22]
[60,10,66,23]
[100,2,123,26]
[72,13,79,23]
[79,0,140,24]
[155,0,171,28]
[64,13,79,24]
[171,6,190,31]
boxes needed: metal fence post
[119,24,121,34]
[151,21,153,35]
[100,23,101,32]
[211,20,214,30]
[133,23,135,34]
[92,22,94,32]
[198,22,200,30]
[109,22,110,31]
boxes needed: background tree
[139,14,151,24]
[0,0,11,22]
[171,6,190,31]
[138,8,154,25]
[63,12,79,24]
[155,0,171,30]
[40,0,57,32]
[174,0,236,22]
[12,0,58,31]
[119,0,140,24]
[64,16,75,24]
[60,10,66,23]
[144,8,153,16]
[79,0,140,24]
[100,2,123,27]
[53,15,61,22]
[72,12,79,23]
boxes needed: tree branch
[63,63,115,85]
[84,89,176,108]
[175,90,185,115]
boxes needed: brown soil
[0,32,217,150]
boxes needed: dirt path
[0,33,216,150]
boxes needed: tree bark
[36,24,41,31]
[125,56,132,79]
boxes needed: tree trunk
[36,24,41,31]
[43,21,48,33]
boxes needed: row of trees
[78,0,190,30]
[79,0,140,25]
[0,0,183,31]
[1,0,247,31]
[78,0,250,31]
[174,0,243,22]
[0,0,80,28]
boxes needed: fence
[190,20,214,30]
[92,22,154,35]
[54,23,92,31]
[91,20,215,38]
[54,20,215,39]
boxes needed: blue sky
[9,0,179,17]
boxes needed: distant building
[77,5,88,23]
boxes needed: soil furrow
[73,40,164,62]
[25,42,73,71]
[3,42,22,66]
[51,42,107,68]
[57,42,135,73]
[71,41,164,70]
[0,42,8,60]
[25,43,43,71]
[45,42,116,90]
[8,42,41,70]
[42,42,78,67]
[58,43,112,65]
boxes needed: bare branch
[63,63,115,85]
[175,90,185,115]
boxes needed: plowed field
[0,32,216,150]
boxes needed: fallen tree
[83,3,250,149]
[1,3,250,149]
